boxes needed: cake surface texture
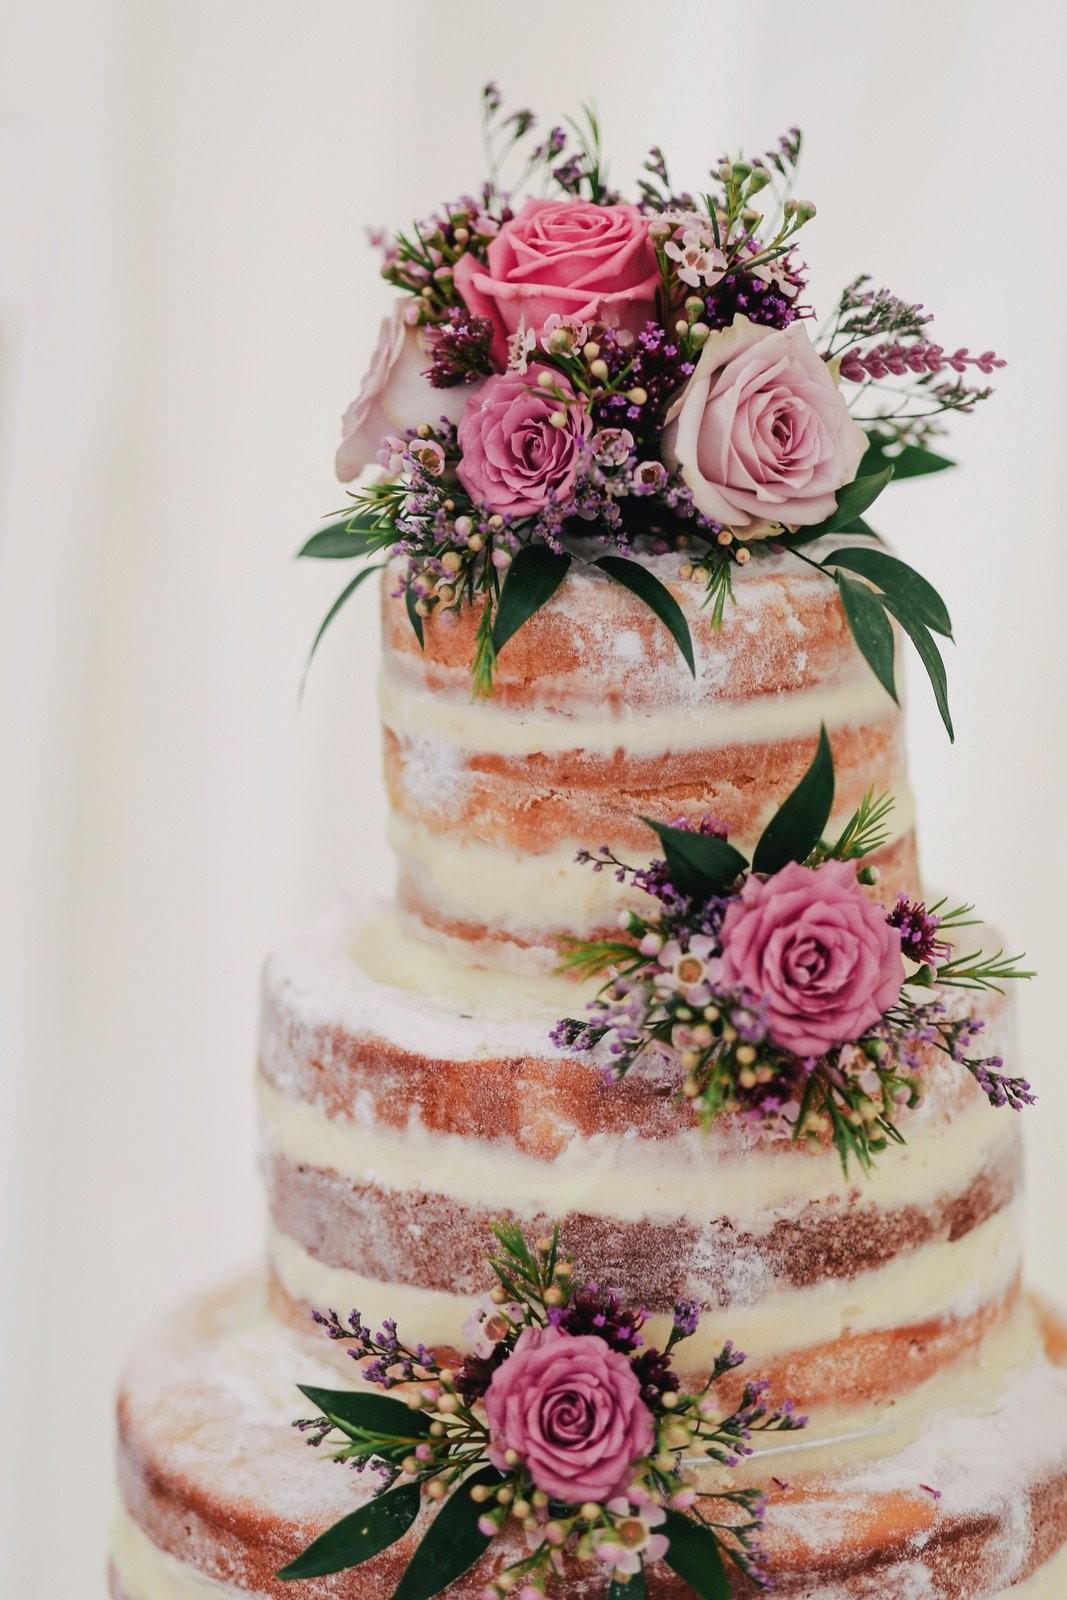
[110,94,1056,1600]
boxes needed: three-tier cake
[110,93,1067,1599]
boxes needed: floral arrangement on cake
[301,84,1002,728]
[280,1225,804,1598]
[552,729,1033,1173]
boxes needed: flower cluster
[553,731,1034,1172]
[298,85,997,720]
[282,1225,804,1596]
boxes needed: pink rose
[456,368,589,517]
[662,315,867,533]
[485,1325,654,1505]
[718,859,905,1057]
[336,303,478,482]
[454,198,660,367]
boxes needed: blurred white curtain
[2,0,1065,1590]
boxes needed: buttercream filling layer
[267,1202,1022,1368]
[380,662,900,757]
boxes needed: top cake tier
[381,544,918,969]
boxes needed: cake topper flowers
[280,1224,804,1597]
[300,86,1002,730]
[552,728,1034,1173]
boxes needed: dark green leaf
[825,465,895,530]
[883,596,955,741]
[836,574,898,705]
[278,1481,421,1581]
[822,547,952,638]
[391,1466,503,1600]
[298,511,393,559]
[405,586,425,648]
[782,467,894,547]
[492,545,572,655]
[595,555,695,676]
[608,1571,647,1599]
[643,818,749,898]
[301,563,385,691]
[752,724,835,874]
[835,516,875,536]
[661,1510,729,1600]
[862,430,956,480]
[298,1386,431,1442]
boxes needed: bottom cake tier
[111,1279,1067,1599]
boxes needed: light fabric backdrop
[2,0,1065,1590]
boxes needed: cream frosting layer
[112,1511,243,1600]
[257,1074,1016,1227]
[109,1499,1067,1600]
[268,1202,1022,1369]
[380,660,900,759]
[387,799,916,939]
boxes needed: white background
[2,0,1065,1591]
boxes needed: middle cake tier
[258,902,1026,1446]
[379,545,919,970]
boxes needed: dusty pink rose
[456,368,589,517]
[662,315,867,532]
[484,1325,654,1505]
[454,198,660,367]
[335,303,478,482]
[718,859,905,1057]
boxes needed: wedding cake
[109,92,1067,1599]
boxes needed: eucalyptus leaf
[301,563,385,691]
[643,818,749,898]
[823,546,952,638]
[277,1481,421,1581]
[862,430,956,480]
[492,545,572,655]
[391,1466,503,1600]
[595,555,695,676]
[661,1510,729,1600]
[752,723,835,874]
[298,1386,431,1442]
[836,574,898,705]
[883,595,955,741]
[405,586,425,648]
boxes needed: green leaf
[822,547,952,638]
[301,563,384,691]
[278,1481,421,1581]
[882,596,955,741]
[595,555,695,676]
[643,818,749,898]
[405,586,424,649]
[825,465,895,530]
[836,574,898,705]
[783,467,894,546]
[752,723,836,874]
[661,1510,729,1600]
[391,1466,503,1600]
[298,511,393,559]
[297,1386,431,1442]
[608,1571,647,1599]
[862,430,956,480]
[492,545,572,655]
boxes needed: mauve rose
[456,368,589,517]
[336,303,478,482]
[485,1325,654,1505]
[662,315,867,533]
[718,859,905,1057]
[453,198,660,367]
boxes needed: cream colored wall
[2,0,1065,1592]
